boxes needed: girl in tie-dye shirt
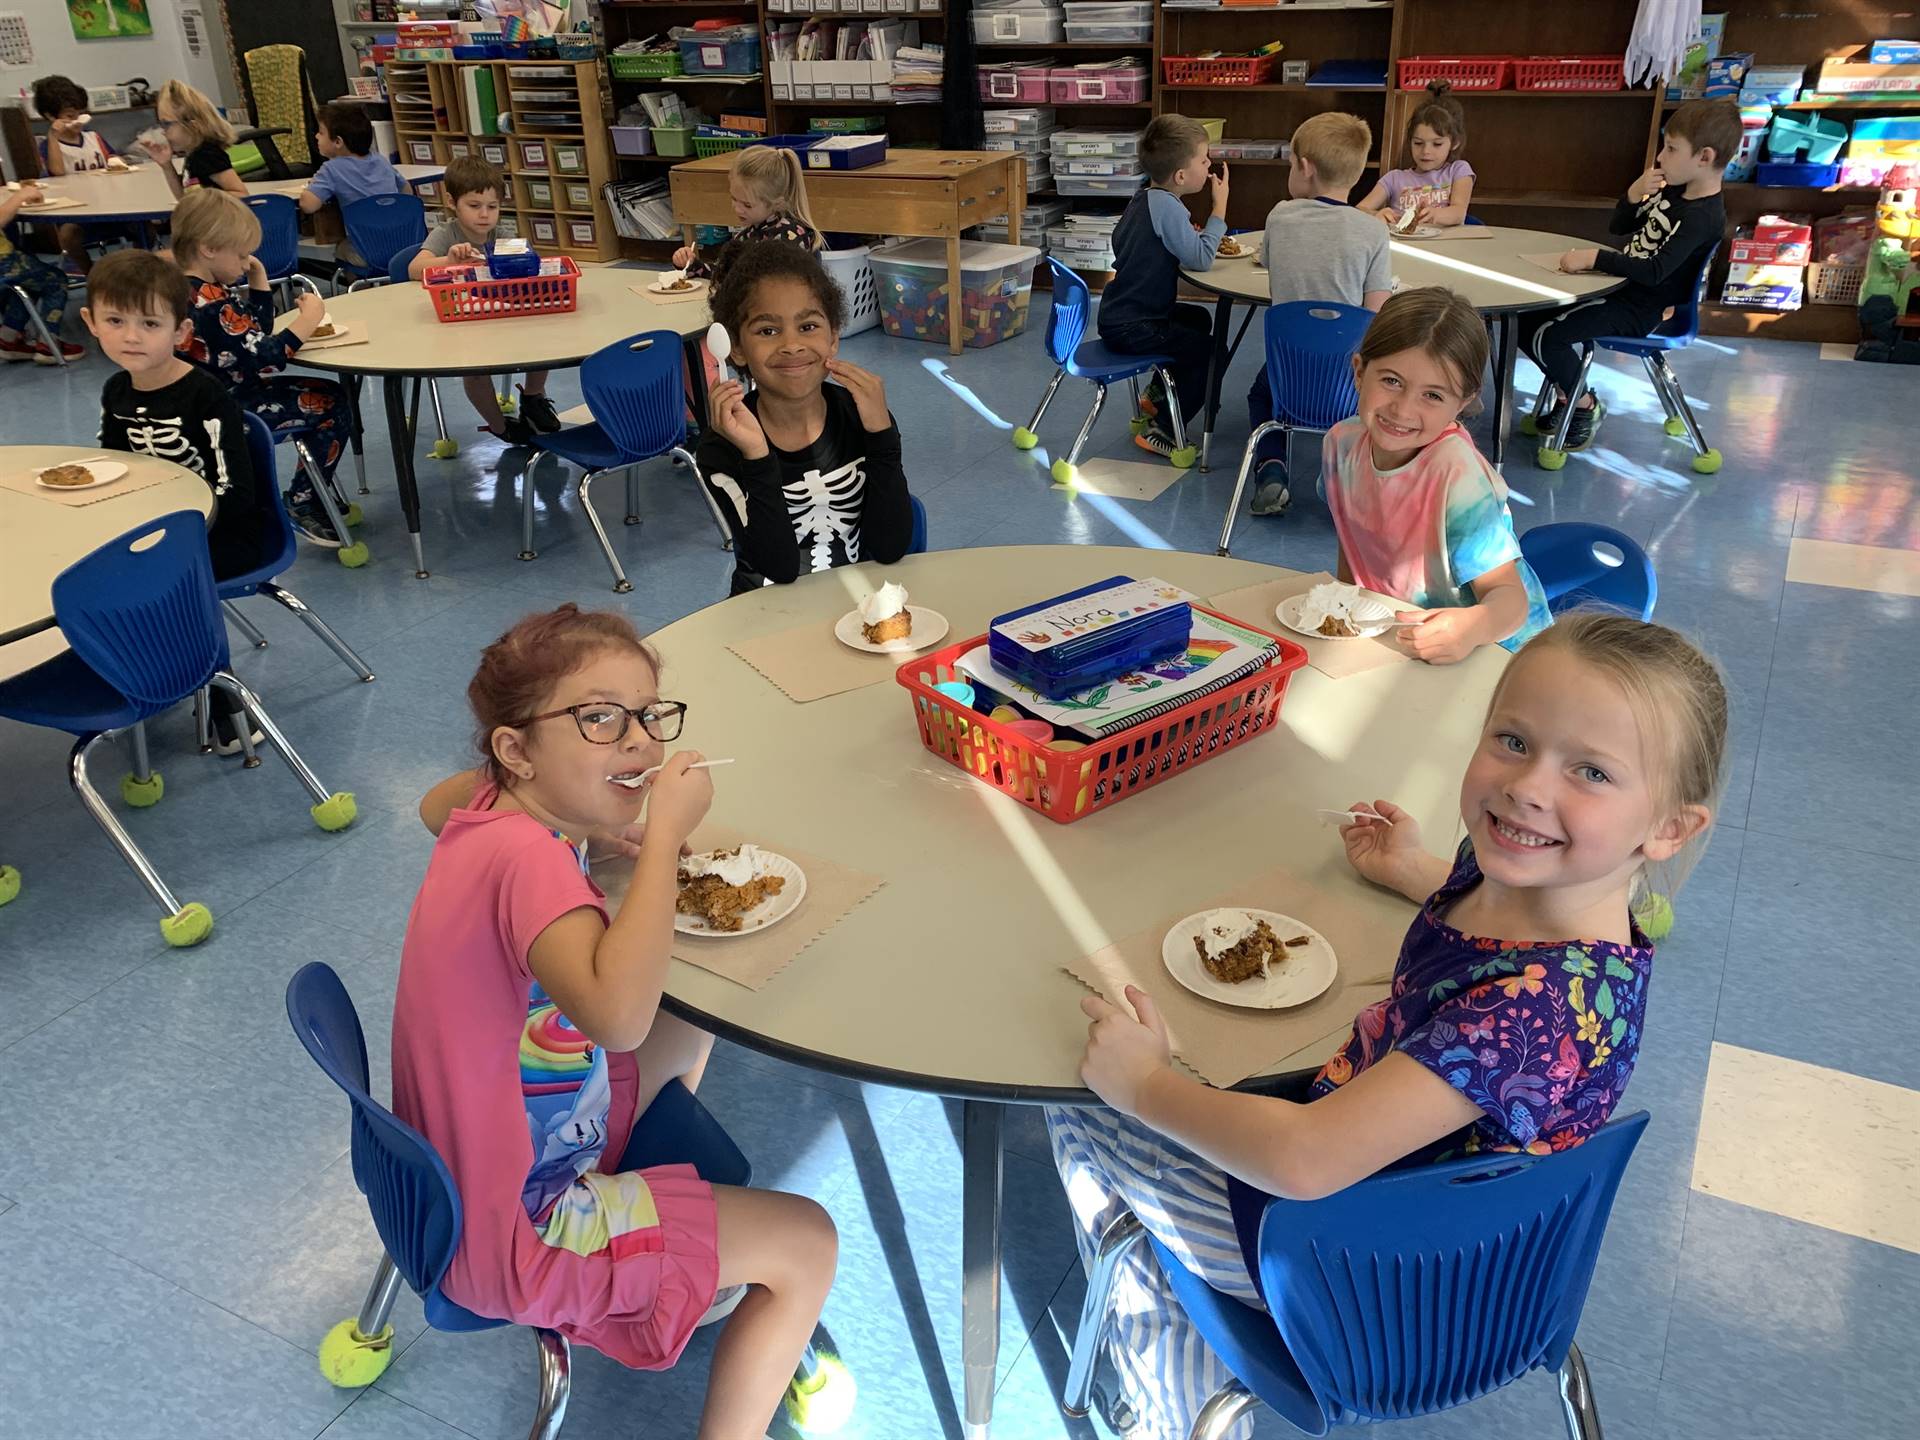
[1321,287,1552,664]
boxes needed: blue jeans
[1100,303,1214,424]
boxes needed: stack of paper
[893,43,945,103]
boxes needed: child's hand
[1558,248,1599,274]
[826,359,890,433]
[671,244,696,269]
[1340,800,1423,890]
[1393,607,1479,664]
[245,255,270,289]
[708,378,770,459]
[643,751,714,848]
[447,241,484,264]
[1628,166,1667,203]
[1079,985,1173,1117]
[140,136,173,164]
[589,821,691,864]
[291,290,326,338]
[1380,207,1401,227]
[1208,160,1230,215]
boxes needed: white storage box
[971,4,1065,43]
[1048,128,1143,159]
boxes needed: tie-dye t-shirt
[1320,416,1551,653]
[1379,159,1475,215]
[1312,841,1653,1156]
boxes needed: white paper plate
[1214,237,1257,260]
[1403,225,1443,239]
[1275,589,1396,641]
[1163,909,1337,1010]
[674,849,807,937]
[648,276,705,295]
[35,460,128,491]
[833,606,949,655]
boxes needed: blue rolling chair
[1013,256,1197,487]
[908,493,928,556]
[1217,300,1371,555]
[527,331,732,593]
[338,193,427,293]
[1528,260,1720,474]
[246,193,320,310]
[1065,1113,1649,1440]
[1519,523,1656,620]
[212,413,376,708]
[287,962,844,1437]
[0,512,357,947]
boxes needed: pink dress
[391,783,720,1369]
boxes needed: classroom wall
[0,0,235,112]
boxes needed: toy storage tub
[611,125,653,156]
[895,616,1307,824]
[653,126,695,157]
[1510,55,1626,91]
[693,128,756,158]
[1766,112,1847,165]
[1396,55,1512,90]
[869,238,1041,349]
[1049,129,1143,159]
[980,63,1052,103]
[1055,173,1147,198]
[679,32,761,74]
[985,134,1055,156]
[972,6,1065,43]
[1048,66,1149,104]
[820,245,881,336]
[609,51,683,79]
[984,107,1057,136]
[1807,260,1866,305]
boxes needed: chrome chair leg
[1063,1210,1147,1418]
[206,672,339,805]
[676,447,733,551]
[258,582,374,682]
[295,439,354,548]
[1558,1341,1605,1440]
[577,468,635,594]
[69,733,186,917]
[624,468,641,526]
[529,1328,572,1440]
[356,1254,404,1339]
[520,455,539,561]
[1216,420,1283,556]
[194,686,214,753]
[1530,376,1556,425]
[8,284,67,364]
[1064,384,1108,470]
[129,721,155,784]
[1021,368,1065,441]
[223,599,269,649]
[1546,348,1598,453]
[428,380,450,444]
[1656,356,1711,458]
[1127,374,1140,417]
[1155,365,1189,453]
[1189,1380,1259,1440]
[1640,355,1680,428]
[346,375,371,494]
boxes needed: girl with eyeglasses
[401,604,843,1439]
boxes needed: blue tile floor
[3,283,1918,1440]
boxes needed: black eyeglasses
[518,701,688,745]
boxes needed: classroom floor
[1,286,1916,1440]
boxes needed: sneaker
[211,710,265,757]
[519,388,562,433]
[1133,425,1182,460]
[696,1284,747,1328]
[1249,460,1291,516]
[1563,399,1604,452]
[487,415,538,447]
[1136,383,1163,422]
[0,338,35,363]
[287,487,343,547]
[31,340,84,365]
[1533,399,1567,438]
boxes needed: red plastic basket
[1510,55,1626,92]
[422,256,581,323]
[1396,55,1513,91]
[894,610,1308,825]
[1161,54,1277,88]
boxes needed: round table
[291,266,714,578]
[0,446,212,656]
[9,162,446,224]
[607,545,1506,1436]
[1182,224,1624,473]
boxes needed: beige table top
[0,446,212,647]
[290,265,712,378]
[618,545,1504,1100]
[1186,224,1623,315]
[10,162,445,222]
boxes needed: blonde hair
[1495,613,1730,903]
[731,147,819,247]
[171,187,262,267]
[1357,287,1488,412]
[158,79,235,150]
[1291,112,1372,192]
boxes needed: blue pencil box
[987,576,1192,700]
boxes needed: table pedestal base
[962,1099,1004,1438]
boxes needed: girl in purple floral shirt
[1046,613,1729,1440]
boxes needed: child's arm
[0,185,40,225]
[1419,174,1475,229]
[1362,229,1393,311]
[697,382,807,583]
[1148,187,1225,271]
[41,135,66,177]
[1590,197,1719,290]
[298,160,331,215]
[1355,177,1392,216]
[1393,560,1529,664]
[824,361,914,564]
[420,769,485,834]
[1081,987,1482,1200]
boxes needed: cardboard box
[1730,234,1810,266]
[1706,52,1754,97]
[1753,213,1814,249]
[1817,44,1920,94]
[1869,40,1920,64]
[1739,64,1810,107]
[1723,260,1807,309]
[1666,12,1726,99]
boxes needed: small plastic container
[1161,53,1276,87]
[423,256,580,323]
[1395,55,1512,91]
[1063,19,1152,42]
[988,578,1191,699]
[692,127,756,158]
[1062,0,1151,20]
[1047,63,1149,104]
[608,49,683,79]
[1049,128,1143,159]
[652,126,695,158]
[1766,112,1847,166]
[1058,155,1137,176]
[1210,140,1284,161]
[1754,161,1841,186]
[1047,222,1120,257]
[983,106,1057,136]
[972,6,1066,44]
[868,238,1042,349]
[678,30,761,75]
[980,62,1053,104]
[1055,172,1148,198]
[610,125,653,156]
[984,133,1055,156]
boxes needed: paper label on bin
[993,577,1198,653]
[1064,140,1107,155]
[701,44,725,66]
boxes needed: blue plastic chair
[527,331,733,592]
[1012,256,1196,487]
[212,413,376,697]
[908,493,928,556]
[1064,1112,1649,1440]
[285,961,753,1436]
[1217,300,1372,555]
[338,193,427,291]
[1529,260,1720,474]
[0,511,357,947]
[245,193,319,308]
[1519,522,1657,620]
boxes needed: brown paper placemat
[729,615,940,704]
[299,322,370,352]
[0,460,176,509]
[594,824,885,991]
[1399,226,1496,241]
[1521,251,1579,276]
[1207,571,1409,680]
[17,195,87,213]
[632,280,709,306]
[1064,864,1408,1088]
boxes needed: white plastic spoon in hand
[610,758,735,789]
[1317,807,1392,825]
[706,322,731,385]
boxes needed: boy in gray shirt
[1248,113,1392,515]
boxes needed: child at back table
[407,156,559,443]
[1243,112,1392,518]
[1097,114,1230,462]
[403,605,840,1438]
[33,73,120,278]
[672,145,821,288]
[1358,81,1475,229]
[1048,611,1728,1440]
[298,101,409,270]
[1322,287,1551,663]
[0,180,82,363]
[141,79,246,198]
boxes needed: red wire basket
[1161,54,1278,88]
[423,256,581,323]
[1396,55,1513,91]
[1510,55,1627,92]
[894,611,1308,825]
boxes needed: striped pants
[1045,1105,1263,1440]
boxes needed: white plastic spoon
[1316,808,1393,825]
[611,758,735,789]
[706,321,731,385]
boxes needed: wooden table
[8,162,447,224]
[669,150,1026,354]
[1182,224,1624,472]
[606,544,1505,1437]
[290,266,714,577]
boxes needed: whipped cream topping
[1200,908,1259,960]
[1295,582,1361,630]
[859,582,909,626]
[682,845,761,887]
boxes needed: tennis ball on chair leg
[121,770,165,807]
[318,1318,395,1388]
[1691,448,1722,474]
[785,1348,857,1433]
[1011,426,1039,450]
[0,865,20,906]
[1536,446,1567,472]
[312,793,358,832]
[1050,458,1077,487]
[343,503,364,527]
[430,437,459,460]
[1664,416,1687,438]
[160,902,213,947]
[338,541,370,568]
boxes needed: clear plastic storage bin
[979,62,1053,104]
[868,238,1042,349]
[1054,172,1148,198]
[984,133,1055,156]
[971,5,1065,44]
[1057,155,1138,176]
[983,107,1057,136]
[1047,63,1149,103]
[1049,128,1143,159]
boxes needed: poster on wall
[67,0,155,40]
